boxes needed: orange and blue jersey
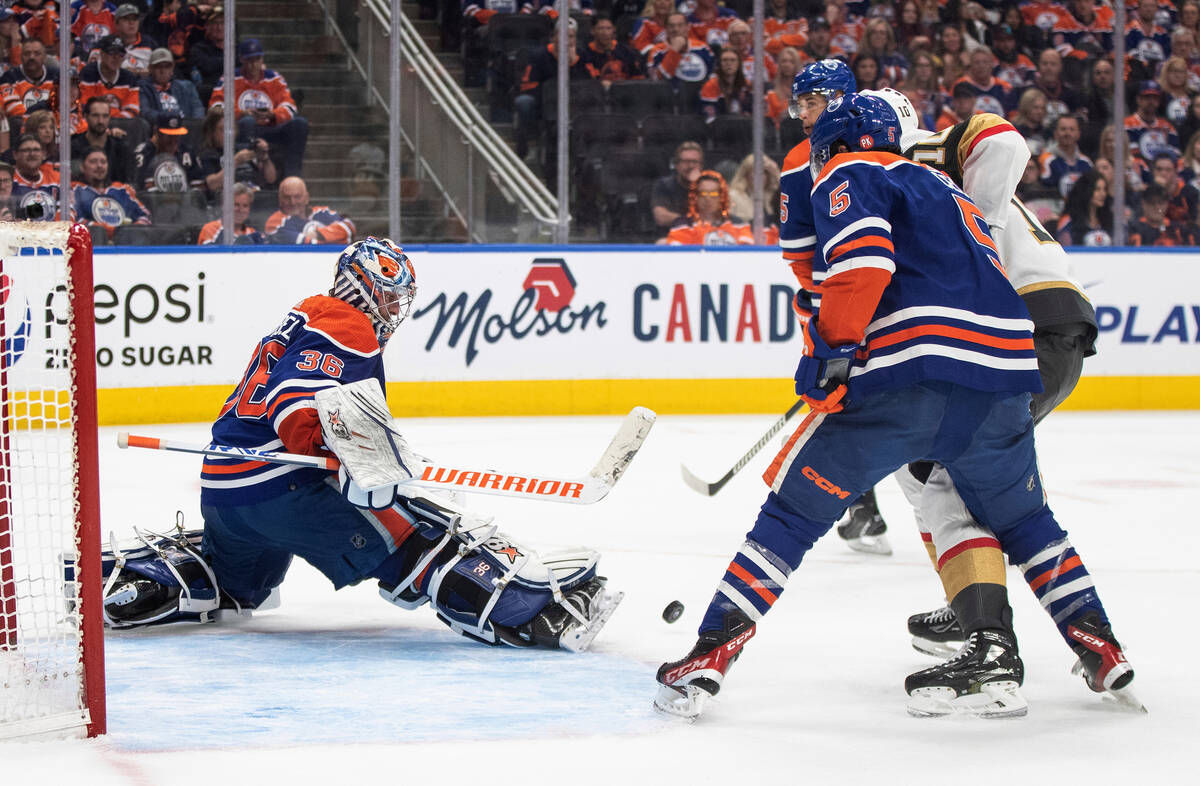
[809,151,1042,400]
[209,68,298,125]
[72,180,150,234]
[69,0,116,54]
[200,295,385,506]
[778,138,819,313]
[77,60,140,117]
[14,0,60,48]
[264,206,355,245]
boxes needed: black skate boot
[1067,611,1146,712]
[836,488,891,555]
[653,611,756,720]
[905,628,1027,718]
[501,576,623,653]
[907,604,965,658]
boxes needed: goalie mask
[332,237,417,344]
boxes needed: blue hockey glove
[795,317,858,413]
[339,465,399,511]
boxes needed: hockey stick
[117,407,656,505]
[680,398,807,496]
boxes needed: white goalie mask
[332,237,417,344]
[861,87,927,151]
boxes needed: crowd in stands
[0,1,353,245]
[460,0,1200,246]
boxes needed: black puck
[662,600,685,623]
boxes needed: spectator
[852,52,880,90]
[798,17,842,64]
[935,80,978,130]
[766,46,802,127]
[1057,169,1113,246]
[70,0,117,56]
[724,19,777,84]
[21,107,56,162]
[512,18,593,160]
[824,0,864,59]
[197,181,265,244]
[1040,114,1093,198]
[1098,122,1150,199]
[1082,57,1115,137]
[210,38,309,178]
[1016,155,1061,222]
[198,106,276,198]
[700,47,752,121]
[72,145,151,238]
[581,14,644,86]
[1125,0,1171,83]
[763,0,809,45]
[79,34,141,119]
[140,47,203,126]
[686,0,738,49]
[646,11,713,85]
[727,152,781,231]
[1149,150,1199,225]
[10,133,58,219]
[1182,0,1200,45]
[1159,56,1196,128]
[934,23,969,84]
[186,4,225,102]
[1174,94,1200,156]
[0,37,56,125]
[663,170,754,245]
[651,140,703,227]
[460,0,526,88]
[11,0,59,51]
[134,112,203,191]
[857,17,907,84]
[1058,0,1114,60]
[632,0,675,57]
[0,9,23,69]
[1125,80,1181,159]
[0,160,15,220]
[991,24,1036,91]
[264,175,354,244]
[71,95,135,183]
[1127,182,1196,245]
[901,50,941,128]
[895,0,932,50]
[108,4,157,78]
[1181,129,1200,185]
[956,48,1015,117]
[1012,87,1051,156]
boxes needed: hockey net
[0,223,105,740]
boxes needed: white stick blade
[680,463,716,496]
[588,406,656,486]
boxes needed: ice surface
[6,411,1197,784]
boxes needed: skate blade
[560,590,624,653]
[653,684,708,722]
[1107,684,1148,714]
[845,533,892,556]
[1071,659,1146,712]
[907,681,1028,719]
[910,635,962,659]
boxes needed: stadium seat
[778,117,806,156]
[112,224,192,246]
[640,113,708,160]
[608,81,676,121]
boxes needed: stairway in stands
[239,0,465,241]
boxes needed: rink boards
[3,244,1195,424]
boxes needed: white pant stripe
[738,545,788,588]
[1037,576,1095,609]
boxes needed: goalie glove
[339,465,400,510]
[794,317,858,413]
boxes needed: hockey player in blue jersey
[95,238,621,652]
[654,94,1135,719]
[779,59,892,556]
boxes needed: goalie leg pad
[97,528,222,628]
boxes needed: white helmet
[861,88,928,151]
[332,237,417,345]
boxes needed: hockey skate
[905,629,1028,718]
[907,604,965,658]
[653,611,755,721]
[1067,611,1146,712]
[836,489,892,555]
[503,576,624,653]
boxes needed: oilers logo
[79,23,113,53]
[973,94,1006,118]
[701,229,741,246]
[21,87,52,110]
[90,196,128,228]
[237,89,274,113]
[150,156,187,192]
[1137,129,1171,161]
[18,189,56,221]
[676,52,710,82]
[0,273,32,371]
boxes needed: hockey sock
[1018,537,1109,643]
[698,492,826,633]
[936,533,1007,632]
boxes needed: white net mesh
[0,223,90,740]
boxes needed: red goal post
[0,222,105,739]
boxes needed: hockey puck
[662,600,685,623]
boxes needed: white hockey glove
[339,465,399,510]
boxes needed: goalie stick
[680,398,806,496]
[118,407,656,505]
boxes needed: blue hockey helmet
[789,58,856,119]
[332,237,417,343]
[807,93,900,179]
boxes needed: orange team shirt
[666,218,756,245]
[209,71,298,125]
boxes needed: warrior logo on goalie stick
[326,409,351,440]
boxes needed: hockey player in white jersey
[863,89,1139,709]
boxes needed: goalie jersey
[905,113,1096,346]
[810,150,1042,401]
[200,295,386,506]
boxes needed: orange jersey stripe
[370,507,417,550]
[763,409,821,487]
[867,324,1035,353]
[1028,555,1083,592]
[828,234,895,261]
[266,390,316,420]
[728,560,779,605]
[201,459,272,475]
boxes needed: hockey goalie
[84,238,622,652]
